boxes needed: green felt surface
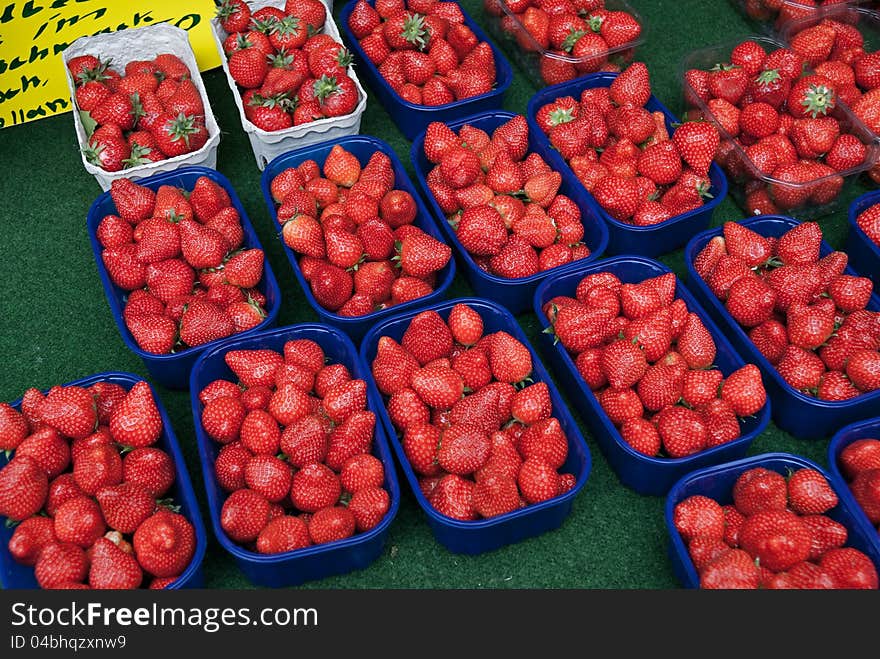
[0,0,874,590]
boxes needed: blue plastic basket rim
[685,214,880,410]
[86,165,282,362]
[359,295,592,531]
[526,72,729,233]
[532,254,772,468]
[259,134,456,326]
[409,108,610,286]
[848,190,880,262]
[339,0,513,113]
[1,371,207,590]
[189,322,401,564]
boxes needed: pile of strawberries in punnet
[347,0,498,105]
[217,0,360,130]
[68,52,209,172]
[98,176,268,354]
[270,145,451,315]
[0,380,197,589]
[694,221,880,400]
[422,115,594,277]
[787,14,880,182]
[534,64,721,226]
[741,0,842,29]
[674,466,878,589]
[855,200,880,248]
[371,304,577,520]
[199,343,391,552]
[542,271,767,458]
[684,39,870,215]
[484,0,642,85]
[838,438,880,536]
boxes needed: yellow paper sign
[0,0,222,129]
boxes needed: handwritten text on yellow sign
[0,0,221,129]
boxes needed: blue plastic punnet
[847,190,880,287]
[189,323,400,587]
[260,135,455,343]
[0,372,207,589]
[665,453,880,588]
[410,110,609,314]
[527,73,728,257]
[86,166,281,390]
[684,214,880,439]
[359,297,591,555]
[339,0,513,140]
[828,417,880,554]
[532,255,771,496]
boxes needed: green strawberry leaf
[79,110,98,137]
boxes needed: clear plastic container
[680,35,879,219]
[211,0,368,170]
[734,0,863,33]
[482,0,646,88]
[62,24,221,192]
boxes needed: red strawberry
[448,303,484,346]
[601,339,648,390]
[720,364,766,417]
[788,468,838,515]
[488,331,532,384]
[179,299,235,347]
[256,516,311,554]
[221,488,270,543]
[739,509,811,572]
[133,510,196,577]
[240,409,281,455]
[673,121,719,177]
[34,542,88,589]
[801,514,848,561]
[108,381,162,448]
[722,504,745,547]
[850,469,880,524]
[472,475,520,519]
[839,439,880,480]
[8,516,56,566]
[700,549,760,589]
[290,463,341,513]
[403,424,442,476]
[677,313,716,370]
[819,547,879,589]
[96,482,156,534]
[657,406,707,458]
[674,496,726,543]
[73,445,122,496]
[39,386,97,440]
[430,474,476,520]
[733,467,788,516]
[88,536,142,589]
[308,506,355,544]
[437,424,491,475]
[397,231,452,278]
[411,366,464,409]
[609,62,650,107]
[402,310,454,365]
[244,454,292,503]
[15,427,70,479]
[372,337,421,396]
[122,448,174,498]
[348,486,390,531]
[619,418,661,457]
[518,418,568,469]
[53,496,105,548]
[201,396,246,444]
[846,350,880,392]
[517,457,560,504]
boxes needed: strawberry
[722,504,744,547]
[801,514,848,561]
[240,410,281,455]
[179,300,235,347]
[372,337,420,395]
[817,371,861,401]
[411,366,464,409]
[619,417,661,456]
[609,62,650,107]
[308,506,355,544]
[788,468,838,515]
[340,454,384,494]
[673,494,725,542]
[8,516,56,566]
[88,536,143,590]
[681,369,723,408]
[34,542,88,589]
[39,386,97,440]
[120,448,173,499]
[0,457,48,521]
[322,379,368,423]
[437,424,491,475]
[839,439,880,480]
[403,424,442,476]
[402,310,453,365]
[518,418,568,469]
[201,396,246,444]
[517,458,560,504]
[447,303,484,346]
[733,467,787,516]
[244,455,293,503]
[739,509,811,572]
[127,310,177,353]
[601,340,648,390]
[656,406,707,458]
[845,350,880,392]
[54,496,105,548]
[109,381,162,448]
[133,510,196,578]
[290,463,341,513]
[15,427,70,479]
[348,486,390,531]
[94,482,156,535]
[851,469,880,524]
[511,382,552,425]
[73,444,123,496]
[700,549,760,589]
[819,547,879,589]
[599,387,643,425]
[388,389,430,431]
[309,263,353,311]
[256,516,311,554]
[720,364,766,417]
[221,488,270,543]
[778,345,826,391]
[489,331,532,384]
[213,443,251,493]
[396,231,452,278]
